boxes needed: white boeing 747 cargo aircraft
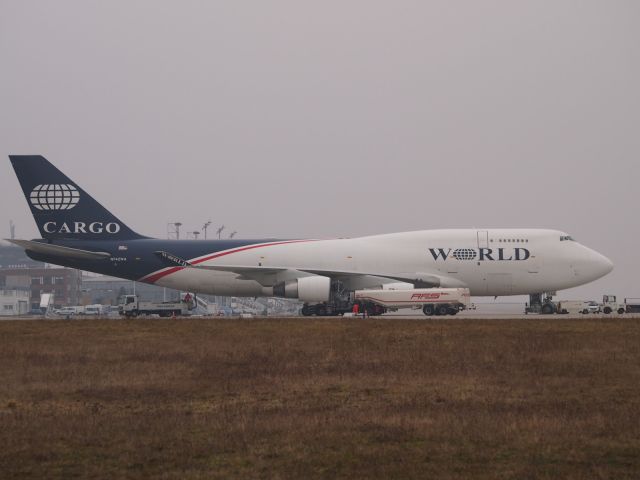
[8,156,613,315]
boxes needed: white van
[84,305,104,315]
[55,306,83,316]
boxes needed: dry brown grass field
[1,317,639,479]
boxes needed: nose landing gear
[525,292,558,314]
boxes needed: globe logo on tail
[29,184,80,210]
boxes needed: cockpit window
[560,235,575,241]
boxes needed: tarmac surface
[2,312,640,321]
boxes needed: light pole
[173,222,182,240]
[193,231,200,240]
[229,231,237,239]
[216,225,225,240]
[203,221,212,240]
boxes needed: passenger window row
[491,238,528,243]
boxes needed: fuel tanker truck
[354,287,471,316]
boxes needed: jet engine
[273,276,331,303]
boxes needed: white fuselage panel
[154,229,612,297]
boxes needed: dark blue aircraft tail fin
[9,155,145,240]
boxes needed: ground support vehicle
[529,298,600,315]
[556,301,590,315]
[119,294,193,318]
[300,302,355,316]
[601,295,627,315]
[600,295,640,314]
[624,298,640,313]
[354,287,471,316]
[583,301,601,314]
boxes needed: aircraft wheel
[541,304,554,315]
[315,305,327,316]
[422,305,434,316]
[365,305,380,316]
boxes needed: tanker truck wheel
[422,304,434,316]
[436,305,449,316]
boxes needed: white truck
[354,287,471,316]
[601,295,640,314]
[119,294,194,318]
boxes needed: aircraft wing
[7,239,112,261]
[193,264,453,288]
[153,250,465,288]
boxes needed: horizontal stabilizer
[7,239,112,261]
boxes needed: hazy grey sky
[1,1,638,299]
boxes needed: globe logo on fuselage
[30,184,79,210]
[452,248,476,260]
[430,247,530,261]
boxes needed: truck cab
[119,295,136,316]
[601,295,625,314]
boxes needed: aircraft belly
[155,268,264,297]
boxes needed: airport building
[81,274,232,308]
[1,241,83,310]
[81,275,182,305]
[0,244,299,315]
[0,244,44,269]
[0,266,82,311]
[0,289,30,316]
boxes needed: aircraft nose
[595,252,614,277]
[584,249,614,280]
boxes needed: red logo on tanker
[411,293,441,300]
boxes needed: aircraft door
[528,254,540,274]
[474,231,490,294]
[477,231,489,250]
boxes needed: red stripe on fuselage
[140,239,315,284]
